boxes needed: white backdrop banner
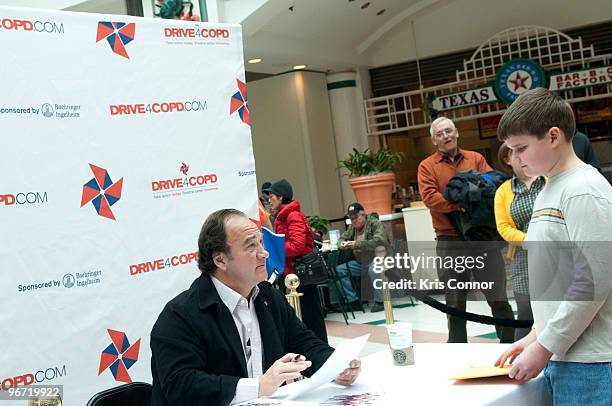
[0,6,258,404]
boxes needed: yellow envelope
[449,364,512,380]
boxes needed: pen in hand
[291,354,305,380]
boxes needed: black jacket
[150,273,334,406]
[443,170,509,240]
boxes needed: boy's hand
[495,330,536,367]
[507,341,552,382]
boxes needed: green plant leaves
[307,215,330,235]
[338,147,402,177]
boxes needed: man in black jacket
[150,209,361,405]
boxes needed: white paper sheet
[269,334,370,401]
[236,400,308,406]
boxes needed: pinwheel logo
[80,164,124,221]
[230,79,249,125]
[180,162,189,176]
[98,329,141,383]
[96,21,135,59]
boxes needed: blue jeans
[335,260,362,302]
[543,361,612,405]
[367,264,384,303]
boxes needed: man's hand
[507,341,552,382]
[258,353,311,397]
[495,329,536,367]
[334,359,361,386]
[339,241,355,250]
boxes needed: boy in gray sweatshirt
[495,88,611,405]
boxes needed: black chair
[321,249,351,324]
[86,382,152,406]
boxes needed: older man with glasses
[417,117,514,343]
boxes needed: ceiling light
[248,58,262,64]
[361,2,370,9]
[377,9,385,16]
[293,65,307,70]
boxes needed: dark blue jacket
[443,170,509,240]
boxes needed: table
[355,343,551,405]
[402,206,436,242]
[251,343,552,405]
[402,206,438,283]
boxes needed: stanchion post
[382,271,395,325]
[285,274,304,320]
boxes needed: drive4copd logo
[230,79,250,125]
[81,164,124,220]
[98,329,141,383]
[96,21,135,59]
[151,162,218,200]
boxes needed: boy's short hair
[497,87,575,142]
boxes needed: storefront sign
[495,59,547,104]
[430,86,498,113]
[430,60,611,116]
[549,65,612,91]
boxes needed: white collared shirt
[211,276,264,404]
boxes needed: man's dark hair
[197,208,247,274]
[497,87,575,142]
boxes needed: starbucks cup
[386,322,415,366]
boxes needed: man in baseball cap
[346,202,365,216]
[338,202,389,312]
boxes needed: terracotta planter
[348,172,395,215]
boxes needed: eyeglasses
[434,128,456,138]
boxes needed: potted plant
[307,215,330,241]
[338,148,402,215]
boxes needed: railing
[364,25,612,136]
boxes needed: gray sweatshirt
[526,162,612,363]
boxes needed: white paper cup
[329,230,340,250]
[386,322,412,349]
[386,323,414,366]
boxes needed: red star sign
[509,72,529,91]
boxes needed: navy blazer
[150,273,334,406]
